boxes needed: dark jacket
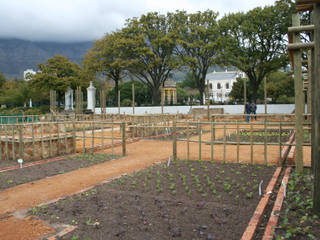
[250,103,257,113]
[246,103,251,114]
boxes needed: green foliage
[218,3,293,101]
[121,12,180,104]
[29,55,81,105]
[174,10,219,105]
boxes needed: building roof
[205,71,239,81]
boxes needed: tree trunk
[114,79,119,107]
[152,87,160,105]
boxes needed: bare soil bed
[0,154,120,191]
[30,159,276,240]
[275,168,320,239]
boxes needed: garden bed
[30,160,276,240]
[0,154,120,191]
[225,129,292,144]
[274,168,320,239]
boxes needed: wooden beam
[288,41,315,50]
[292,13,304,173]
[296,0,320,5]
[288,24,315,32]
[296,4,313,11]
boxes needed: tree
[108,81,152,106]
[0,73,6,89]
[0,79,30,107]
[121,12,179,105]
[174,10,219,105]
[29,55,81,105]
[218,4,290,101]
[83,31,130,104]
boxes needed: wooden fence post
[122,122,126,156]
[173,120,177,160]
[18,125,23,159]
[292,13,304,173]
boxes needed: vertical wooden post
[64,122,68,154]
[49,123,52,157]
[237,121,240,163]
[244,78,247,114]
[122,122,126,156]
[211,122,214,162]
[187,122,190,161]
[207,80,210,120]
[111,119,114,155]
[198,122,202,161]
[307,50,312,117]
[118,90,121,119]
[223,123,226,163]
[82,125,85,154]
[292,13,304,173]
[32,124,35,160]
[5,125,8,160]
[12,126,15,160]
[173,120,177,160]
[40,123,44,159]
[312,3,320,213]
[56,123,59,156]
[250,122,253,164]
[72,121,76,154]
[132,83,135,115]
[161,87,164,115]
[279,121,282,166]
[101,122,104,153]
[264,77,267,114]
[264,118,267,165]
[18,126,23,159]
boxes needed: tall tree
[121,12,179,104]
[83,31,130,104]
[0,73,6,89]
[218,4,290,101]
[174,10,219,105]
[29,55,81,105]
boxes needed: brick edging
[262,167,292,240]
[280,131,295,162]
[46,225,77,240]
[241,167,282,240]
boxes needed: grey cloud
[0,0,276,42]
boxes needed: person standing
[250,101,257,120]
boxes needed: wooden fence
[172,117,311,166]
[0,121,126,162]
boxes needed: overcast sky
[0,0,276,42]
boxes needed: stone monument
[87,81,96,111]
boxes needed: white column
[29,99,32,108]
[87,81,96,111]
[64,87,73,110]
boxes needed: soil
[0,154,119,191]
[274,168,320,239]
[31,160,276,240]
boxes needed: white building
[23,69,36,81]
[205,70,244,103]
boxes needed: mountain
[0,39,93,79]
